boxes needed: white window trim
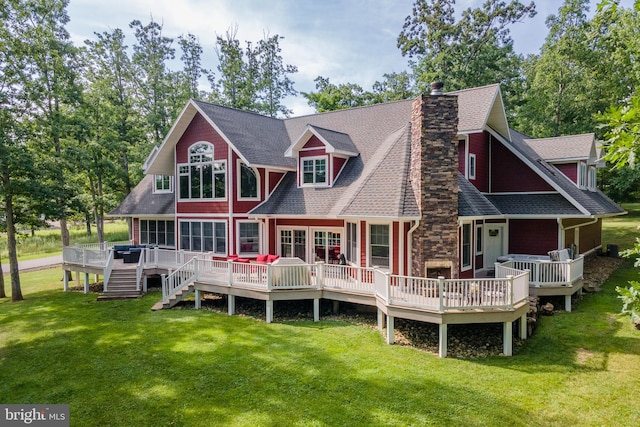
[461,222,473,272]
[178,220,227,255]
[345,221,359,265]
[578,162,587,189]
[587,165,597,191]
[310,227,343,264]
[475,224,483,255]
[236,220,261,256]
[469,153,476,180]
[367,222,391,271]
[299,155,329,187]
[236,160,261,201]
[153,175,173,194]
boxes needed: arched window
[178,142,226,200]
[239,162,258,199]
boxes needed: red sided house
[110,83,623,279]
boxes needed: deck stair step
[98,267,142,301]
[151,283,195,311]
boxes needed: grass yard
[1,264,639,426]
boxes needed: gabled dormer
[285,125,359,188]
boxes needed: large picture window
[179,220,226,254]
[301,157,327,185]
[178,142,226,200]
[239,162,258,199]
[140,220,175,248]
[369,224,389,268]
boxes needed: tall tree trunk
[97,175,105,243]
[0,252,6,299]
[3,172,23,301]
[85,210,92,236]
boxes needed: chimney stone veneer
[410,93,459,278]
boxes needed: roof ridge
[285,98,415,121]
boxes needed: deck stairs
[151,283,195,311]
[97,268,143,301]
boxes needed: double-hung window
[154,175,172,193]
[238,222,260,254]
[461,223,472,271]
[369,224,390,268]
[346,222,358,263]
[301,157,327,185]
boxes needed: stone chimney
[410,84,459,278]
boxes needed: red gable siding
[302,136,325,149]
[469,132,489,192]
[555,163,578,184]
[175,112,227,164]
[509,219,557,255]
[269,171,285,194]
[491,141,554,192]
[333,156,346,181]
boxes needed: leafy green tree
[398,0,535,110]
[254,34,298,117]
[302,76,374,112]
[178,33,208,100]
[371,72,416,104]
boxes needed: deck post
[332,300,339,314]
[438,276,445,312]
[75,271,79,284]
[503,321,513,356]
[63,270,69,291]
[316,262,324,288]
[228,295,235,315]
[313,298,320,322]
[266,300,273,323]
[194,289,201,309]
[377,308,384,331]
[565,294,572,312]
[143,275,148,293]
[520,313,528,339]
[386,315,395,344]
[228,260,234,285]
[438,323,448,357]
[83,273,89,294]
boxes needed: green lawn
[1,264,639,426]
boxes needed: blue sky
[65,0,632,115]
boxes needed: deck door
[312,230,342,264]
[484,224,506,269]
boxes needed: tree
[371,72,416,104]
[302,76,374,112]
[130,18,175,145]
[178,33,208,100]
[397,0,535,107]
[254,34,298,117]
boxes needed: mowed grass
[0,205,639,425]
[1,265,640,426]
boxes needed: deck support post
[63,271,69,291]
[519,313,527,339]
[266,300,273,323]
[565,294,572,312]
[332,300,339,314]
[143,275,148,293]
[313,298,320,322]
[228,295,235,315]
[386,315,395,344]
[75,271,79,284]
[377,308,384,331]
[503,321,513,356]
[194,289,201,309]
[83,273,89,294]
[438,324,448,358]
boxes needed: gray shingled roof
[306,125,358,155]
[458,174,501,217]
[508,129,624,216]
[486,193,582,215]
[108,175,174,217]
[522,133,595,161]
[192,100,296,169]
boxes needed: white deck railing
[62,246,109,267]
[496,256,583,288]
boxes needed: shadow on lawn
[0,288,569,426]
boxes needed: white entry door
[484,225,506,269]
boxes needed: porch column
[503,321,513,356]
[228,295,235,315]
[438,324,448,358]
[519,313,528,339]
[386,315,395,344]
[194,289,201,309]
[63,272,69,291]
[565,295,572,312]
[313,298,320,322]
[83,273,89,294]
[266,300,274,323]
[377,308,385,331]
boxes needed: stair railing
[162,258,198,304]
[136,250,145,292]
[102,249,115,292]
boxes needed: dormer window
[154,175,172,193]
[302,157,327,185]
